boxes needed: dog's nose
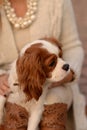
[62,64,69,71]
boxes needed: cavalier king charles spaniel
[0,38,74,130]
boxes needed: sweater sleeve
[0,9,6,75]
[60,0,84,81]
[0,5,10,75]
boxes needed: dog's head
[16,38,72,101]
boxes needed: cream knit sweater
[0,0,84,77]
[0,0,86,130]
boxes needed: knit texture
[0,0,84,79]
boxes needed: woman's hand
[0,74,10,96]
[49,70,75,89]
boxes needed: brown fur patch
[16,43,57,101]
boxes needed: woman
[0,0,86,130]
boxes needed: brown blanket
[0,102,29,130]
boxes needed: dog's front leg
[27,104,44,130]
[0,95,6,124]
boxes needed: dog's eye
[13,83,19,86]
[49,60,56,67]
[45,54,57,70]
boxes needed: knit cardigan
[0,0,86,130]
[0,0,84,76]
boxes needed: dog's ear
[41,37,63,57]
[16,48,46,101]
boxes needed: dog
[0,38,74,130]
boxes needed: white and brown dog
[0,38,75,130]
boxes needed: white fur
[45,86,72,109]
[20,40,59,56]
[48,58,70,82]
[0,40,73,130]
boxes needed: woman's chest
[0,0,63,65]
[14,0,63,51]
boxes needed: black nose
[62,64,69,71]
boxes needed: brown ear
[16,48,46,101]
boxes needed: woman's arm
[50,0,84,88]
[0,1,10,97]
[60,0,84,80]
[0,74,10,96]
[59,1,87,130]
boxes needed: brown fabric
[0,125,4,130]
[66,106,75,130]
[4,102,29,130]
[0,102,68,130]
[39,103,67,130]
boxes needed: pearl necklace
[4,0,38,29]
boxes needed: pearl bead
[10,8,14,12]
[6,10,10,13]
[11,20,15,24]
[31,15,35,20]
[7,14,10,18]
[4,5,8,9]
[14,23,20,28]
[32,7,37,11]
[24,21,28,25]
[32,2,37,6]
[28,20,32,24]
[26,12,30,16]
[18,17,22,21]
[30,10,34,14]
[21,23,27,28]
[7,2,11,6]
[4,0,38,29]
[12,14,16,18]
